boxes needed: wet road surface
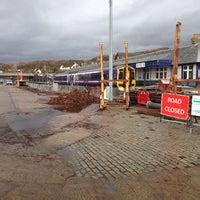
[0,86,200,200]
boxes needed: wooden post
[99,43,105,110]
[124,41,130,110]
[20,70,23,81]
[171,22,181,93]
[16,71,20,88]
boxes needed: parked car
[5,80,13,85]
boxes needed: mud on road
[0,86,200,200]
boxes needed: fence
[27,82,100,96]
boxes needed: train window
[97,73,101,80]
[87,74,91,80]
[91,72,100,80]
[79,75,85,80]
[129,69,135,80]
[113,70,117,79]
[90,73,95,80]
[119,69,124,79]
[104,71,109,79]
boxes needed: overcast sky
[0,0,199,63]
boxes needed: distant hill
[15,60,87,73]
[0,63,13,72]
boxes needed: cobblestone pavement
[64,113,200,181]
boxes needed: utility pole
[109,0,113,101]
[16,70,20,88]
[171,22,181,93]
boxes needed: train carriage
[54,63,136,91]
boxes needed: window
[130,69,135,80]
[155,67,168,79]
[104,71,109,79]
[146,68,150,80]
[91,72,100,80]
[183,65,193,79]
[118,69,124,80]
[137,68,145,80]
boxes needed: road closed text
[164,106,185,115]
[161,93,189,120]
[167,97,182,104]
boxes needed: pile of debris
[48,90,98,112]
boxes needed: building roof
[116,43,200,65]
[58,43,200,75]
[114,48,170,60]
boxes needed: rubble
[48,90,98,112]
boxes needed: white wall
[193,64,197,79]
[150,68,157,80]
[177,66,181,79]
[167,67,171,79]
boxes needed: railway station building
[122,42,200,87]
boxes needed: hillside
[15,60,87,73]
[0,63,13,72]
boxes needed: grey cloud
[0,0,199,63]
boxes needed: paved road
[0,86,200,200]
[0,86,17,114]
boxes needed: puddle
[57,146,79,169]
[102,179,117,193]
[57,146,76,163]
[9,110,60,132]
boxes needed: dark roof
[116,43,200,65]
[90,55,109,62]
[114,48,170,59]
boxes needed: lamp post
[109,0,113,101]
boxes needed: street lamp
[109,0,113,101]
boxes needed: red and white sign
[161,93,189,120]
